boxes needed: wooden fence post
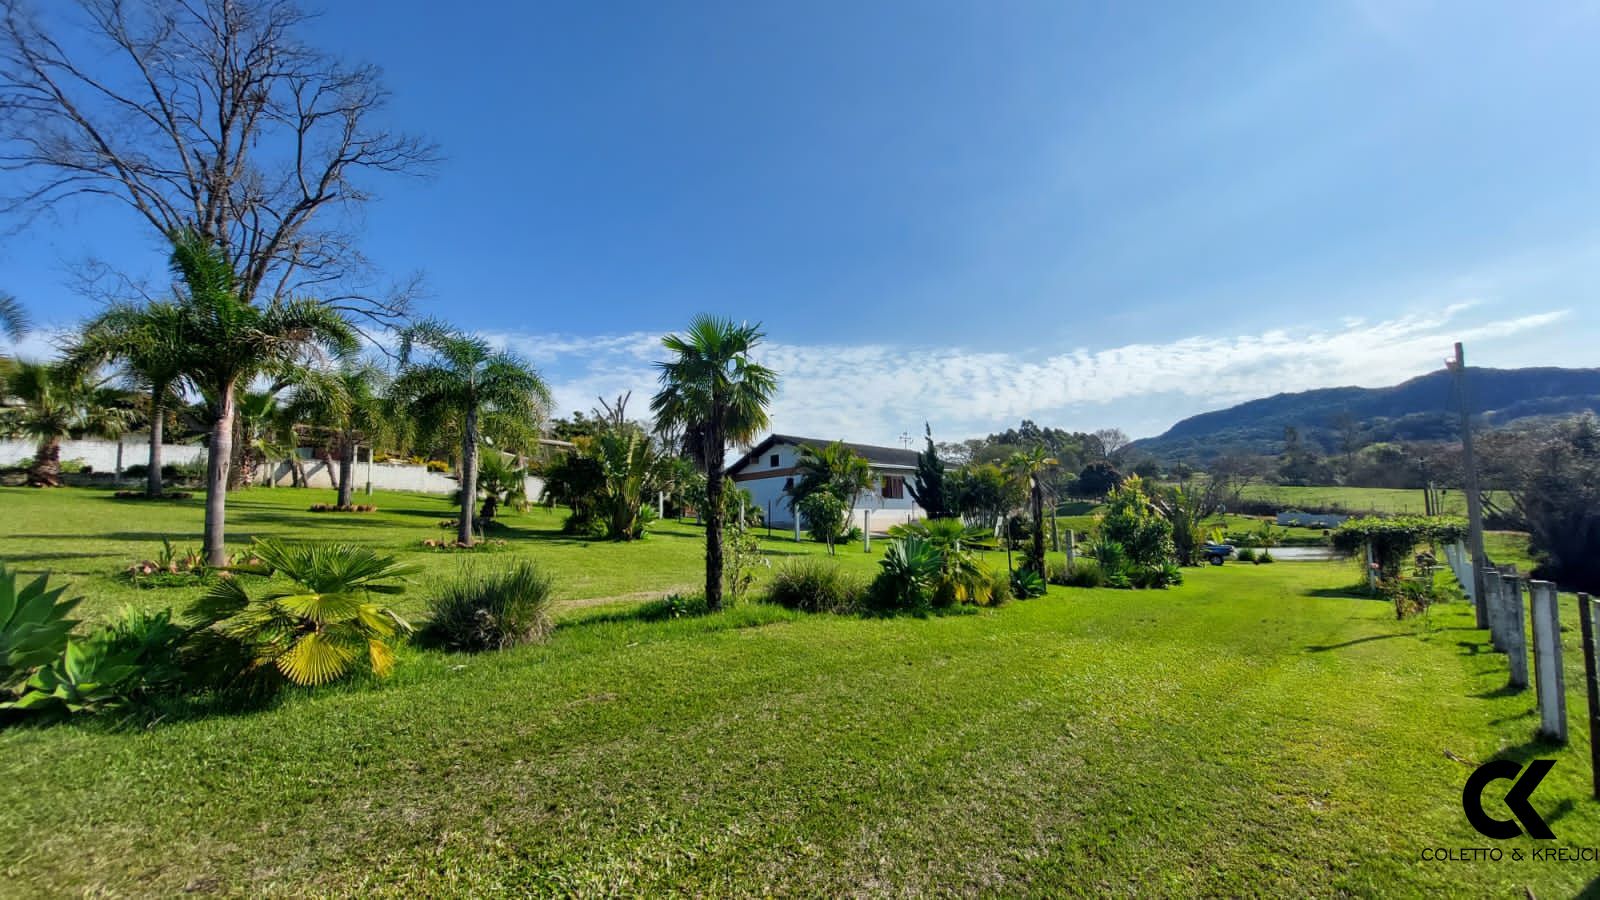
[1502,574,1529,692]
[1578,593,1599,798]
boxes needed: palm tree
[286,362,392,507]
[790,440,873,511]
[69,301,189,497]
[651,316,779,611]
[392,321,549,546]
[164,229,357,565]
[188,539,416,687]
[1,361,133,486]
[0,292,29,340]
[1006,446,1058,575]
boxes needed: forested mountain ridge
[1132,367,1600,461]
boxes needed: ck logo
[1462,759,1556,840]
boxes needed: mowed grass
[1,489,1599,896]
[0,486,890,623]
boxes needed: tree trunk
[289,450,306,488]
[227,414,247,491]
[336,438,355,508]
[204,385,237,566]
[704,415,726,611]
[1031,480,1046,573]
[457,406,479,546]
[28,437,61,487]
[146,393,165,497]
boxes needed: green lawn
[2,488,1598,896]
[1237,484,1511,517]
[0,486,890,624]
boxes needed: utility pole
[1449,342,1489,630]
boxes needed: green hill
[1133,366,1600,461]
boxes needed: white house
[726,434,925,532]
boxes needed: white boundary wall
[1,437,205,472]
[3,438,544,499]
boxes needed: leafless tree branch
[0,0,439,321]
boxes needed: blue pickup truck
[1203,543,1236,565]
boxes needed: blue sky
[4,0,1599,442]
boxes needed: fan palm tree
[392,321,549,546]
[187,539,416,687]
[651,316,779,611]
[68,300,189,497]
[164,229,358,564]
[0,361,134,486]
[1006,446,1058,575]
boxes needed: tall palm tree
[393,321,549,546]
[288,361,394,507]
[69,301,189,497]
[651,316,778,611]
[1,361,133,486]
[164,229,357,565]
[1006,446,1058,575]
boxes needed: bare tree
[1092,427,1131,462]
[0,0,437,329]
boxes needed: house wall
[731,440,922,531]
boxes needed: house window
[882,475,905,499]
[784,477,794,491]
[770,454,781,467]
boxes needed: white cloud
[494,305,1572,443]
[8,305,1570,445]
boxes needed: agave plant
[187,540,416,687]
[0,565,82,695]
[871,538,944,612]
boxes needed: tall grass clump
[420,561,555,652]
[766,559,867,614]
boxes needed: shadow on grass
[1305,585,1381,601]
[11,532,192,543]
[3,550,125,562]
[1304,633,1408,652]
[1472,682,1529,700]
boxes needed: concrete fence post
[1578,593,1600,798]
[1502,575,1529,692]
[1066,531,1076,570]
[1365,543,1378,591]
[1528,580,1566,741]
[863,509,871,553]
[1484,569,1505,651]
[794,512,801,543]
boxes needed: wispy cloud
[6,305,1568,444]
[494,305,1571,442]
